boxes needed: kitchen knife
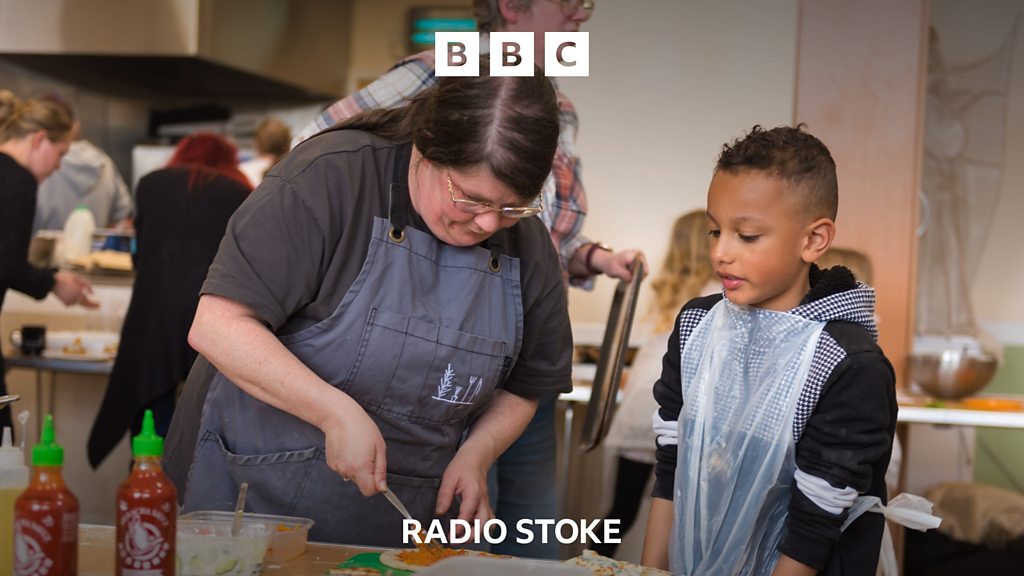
[383,488,413,521]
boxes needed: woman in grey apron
[168,65,574,545]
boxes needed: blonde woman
[596,210,719,557]
[0,90,97,431]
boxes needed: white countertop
[897,403,1024,429]
[561,377,1024,431]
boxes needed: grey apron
[182,147,524,546]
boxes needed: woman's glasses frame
[446,171,543,219]
[549,0,595,17]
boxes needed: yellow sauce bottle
[0,426,29,576]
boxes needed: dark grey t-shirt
[165,130,571,487]
[204,130,571,396]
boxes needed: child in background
[595,210,718,558]
[642,125,897,575]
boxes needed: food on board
[565,550,673,575]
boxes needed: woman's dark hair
[167,132,252,192]
[336,58,559,202]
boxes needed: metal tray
[579,258,645,452]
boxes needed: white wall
[559,0,799,325]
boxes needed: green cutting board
[334,552,412,575]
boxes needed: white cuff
[794,467,858,515]
[652,411,678,447]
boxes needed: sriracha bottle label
[117,501,175,573]
[14,516,56,575]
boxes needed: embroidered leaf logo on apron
[433,363,484,405]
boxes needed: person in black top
[642,125,896,575]
[87,133,253,468]
[0,90,98,432]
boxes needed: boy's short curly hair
[716,124,838,220]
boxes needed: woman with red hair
[88,132,252,467]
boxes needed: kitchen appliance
[0,0,353,101]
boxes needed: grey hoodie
[33,140,132,232]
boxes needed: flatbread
[565,550,672,576]
[379,548,508,572]
[379,548,461,572]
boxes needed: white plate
[16,330,120,356]
[41,350,114,362]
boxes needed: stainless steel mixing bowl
[909,350,999,399]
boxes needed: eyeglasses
[447,171,543,219]
[547,0,595,17]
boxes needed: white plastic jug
[0,426,28,576]
[62,204,96,262]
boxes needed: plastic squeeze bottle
[0,427,29,576]
[13,415,79,576]
[62,205,96,262]
[115,410,177,576]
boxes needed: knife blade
[383,488,447,556]
[383,488,413,521]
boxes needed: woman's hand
[568,244,647,282]
[436,445,494,535]
[52,270,99,308]
[594,248,646,282]
[435,391,536,536]
[321,397,389,497]
[190,295,389,497]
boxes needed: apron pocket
[351,308,508,424]
[186,430,320,517]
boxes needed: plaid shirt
[292,48,594,288]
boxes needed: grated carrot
[397,546,465,566]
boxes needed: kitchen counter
[896,392,1024,429]
[79,267,134,287]
[80,524,370,575]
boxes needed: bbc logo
[435,32,589,77]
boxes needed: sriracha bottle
[13,415,79,576]
[116,410,177,576]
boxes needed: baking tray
[579,258,646,452]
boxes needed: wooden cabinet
[794,0,929,386]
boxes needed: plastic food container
[176,516,271,576]
[181,510,315,563]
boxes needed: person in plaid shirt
[292,0,643,560]
[293,1,640,288]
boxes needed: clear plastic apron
[672,299,825,576]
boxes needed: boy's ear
[801,217,836,263]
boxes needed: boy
[642,125,897,575]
